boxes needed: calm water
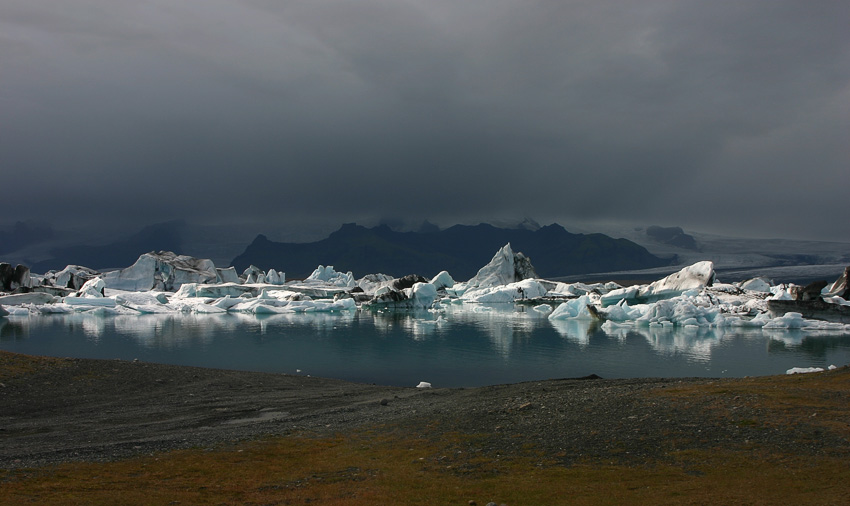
[2,305,849,387]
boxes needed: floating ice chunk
[416,381,432,388]
[408,282,438,309]
[364,282,438,310]
[307,265,356,287]
[0,292,57,306]
[84,306,122,316]
[599,286,640,306]
[823,296,850,306]
[601,261,715,306]
[115,291,170,307]
[641,261,714,300]
[212,295,242,310]
[63,296,116,307]
[548,295,596,320]
[430,271,455,291]
[462,279,547,303]
[786,367,825,375]
[266,268,285,285]
[76,277,106,298]
[242,265,264,284]
[763,312,806,329]
[173,283,198,298]
[634,295,725,327]
[5,306,30,316]
[38,304,75,314]
[49,265,99,290]
[103,252,217,292]
[357,273,395,294]
[740,277,772,293]
[216,267,240,284]
[0,304,8,317]
[253,304,293,315]
[767,286,794,300]
[533,304,553,313]
[598,300,642,322]
[546,282,605,298]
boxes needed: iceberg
[62,296,117,308]
[75,277,107,298]
[600,261,715,306]
[0,263,33,292]
[825,266,850,299]
[216,267,241,284]
[364,282,438,310]
[463,243,538,291]
[0,292,57,306]
[740,277,772,293]
[307,265,356,287]
[266,268,285,285]
[548,295,598,320]
[43,265,100,291]
[102,252,217,291]
[429,271,455,291]
[462,278,548,303]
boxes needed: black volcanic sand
[1,352,848,469]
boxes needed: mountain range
[230,222,670,280]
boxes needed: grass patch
[2,429,849,505]
[0,351,69,382]
[649,366,850,439]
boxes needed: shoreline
[2,351,848,471]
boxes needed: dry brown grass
[2,428,848,505]
[2,356,849,505]
[0,351,68,382]
[650,366,850,441]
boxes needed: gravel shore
[2,352,848,469]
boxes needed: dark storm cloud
[1,0,848,240]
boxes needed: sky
[2,0,849,243]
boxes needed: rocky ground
[2,351,848,470]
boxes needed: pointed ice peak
[465,243,538,290]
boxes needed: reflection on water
[2,305,850,387]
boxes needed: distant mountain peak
[231,222,668,279]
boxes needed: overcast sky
[2,0,848,242]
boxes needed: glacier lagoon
[3,305,849,388]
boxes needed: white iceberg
[600,261,715,306]
[307,265,356,287]
[548,294,598,320]
[429,271,455,291]
[463,243,538,291]
[103,252,217,292]
[462,278,548,303]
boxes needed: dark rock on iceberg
[0,263,32,292]
[392,274,428,291]
[825,266,850,299]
